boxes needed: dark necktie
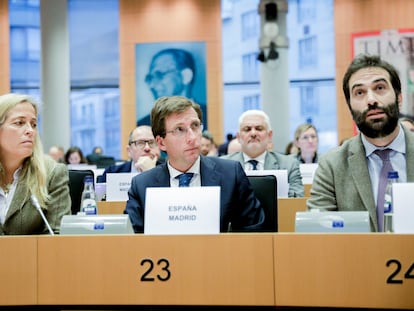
[248,159,258,170]
[374,149,393,232]
[176,173,194,187]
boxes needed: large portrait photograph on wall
[135,42,207,127]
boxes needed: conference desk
[1,234,413,309]
[97,197,309,232]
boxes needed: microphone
[30,194,54,235]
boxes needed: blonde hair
[294,123,318,141]
[0,93,51,206]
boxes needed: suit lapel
[264,152,279,170]
[199,157,220,186]
[153,164,172,186]
[404,128,414,181]
[349,136,378,230]
[6,182,29,221]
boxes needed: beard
[351,99,400,139]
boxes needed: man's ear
[156,136,167,152]
[398,92,403,110]
[181,68,194,85]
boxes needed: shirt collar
[167,156,201,179]
[243,151,267,165]
[362,124,406,157]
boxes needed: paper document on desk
[144,186,220,235]
[245,169,288,198]
[392,183,414,233]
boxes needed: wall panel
[0,0,9,94]
[334,0,414,142]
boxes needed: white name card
[392,183,414,233]
[144,186,220,235]
[246,169,288,198]
[106,173,138,202]
[299,163,318,184]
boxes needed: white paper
[245,169,288,198]
[299,163,318,184]
[392,183,414,233]
[106,173,138,202]
[144,186,220,235]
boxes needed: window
[241,10,259,41]
[242,53,260,82]
[243,94,261,111]
[299,36,318,68]
[300,86,319,115]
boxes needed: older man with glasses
[125,95,265,233]
[97,125,162,183]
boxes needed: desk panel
[277,198,307,232]
[98,200,125,214]
[274,234,414,309]
[0,236,37,305]
[37,234,275,306]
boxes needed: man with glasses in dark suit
[97,125,162,183]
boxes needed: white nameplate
[392,183,414,233]
[246,169,288,198]
[144,186,220,235]
[106,173,138,202]
[299,163,318,184]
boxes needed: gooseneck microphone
[30,194,54,235]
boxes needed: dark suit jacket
[307,127,414,232]
[125,156,265,233]
[97,159,165,183]
[97,161,132,183]
[0,157,71,235]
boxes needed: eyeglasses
[299,135,318,141]
[165,122,203,137]
[145,69,178,84]
[129,139,156,149]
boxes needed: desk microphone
[30,194,54,235]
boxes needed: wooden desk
[277,198,307,232]
[98,200,125,214]
[37,234,275,306]
[304,183,312,197]
[274,234,414,309]
[0,236,37,306]
[1,234,414,309]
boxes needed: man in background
[48,145,65,163]
[222,110,304,198]
[137,48,207,127]
[97,125,161,183]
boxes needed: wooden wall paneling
[0,0,10,94]
[334,0,414,142]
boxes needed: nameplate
[299,163,318,184]
[246,169,288,197]
[392,183,414,233]
[106,173,138,201]
[144,186,220,235]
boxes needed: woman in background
[65,146,87,164]
[294,123,319,163]
[0,93,71,234]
